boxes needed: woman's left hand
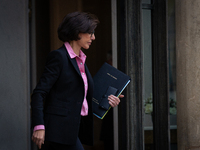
[108,94,124,107]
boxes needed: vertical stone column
[176,1,200,149]
[0,0,30,150]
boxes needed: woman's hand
[32,130,45,149]
[108,94,124,107]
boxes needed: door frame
[111,0,119,150]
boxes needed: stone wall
[0,0,30,149]
[176,0,200,149]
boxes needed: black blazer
[31,45,94,145]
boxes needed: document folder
[92,63,131,119]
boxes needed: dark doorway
[32,0,113,150]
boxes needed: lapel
[64,45,82,77]
[63,45,94,95]
[85,64,94,98]
[85,64,93,87]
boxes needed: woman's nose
[91,34,95,40]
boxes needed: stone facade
[176,0,200,149]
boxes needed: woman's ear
[78,33,82,40]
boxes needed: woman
[31,11,123,150]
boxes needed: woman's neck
[69,41,81,56]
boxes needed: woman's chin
[83,46,90,49]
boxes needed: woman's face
[77,32,95,49]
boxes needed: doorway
[31,0,114,150]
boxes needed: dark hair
[57,11,99,42]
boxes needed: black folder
[92,63,131,119]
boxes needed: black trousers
[41,138,84,150]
